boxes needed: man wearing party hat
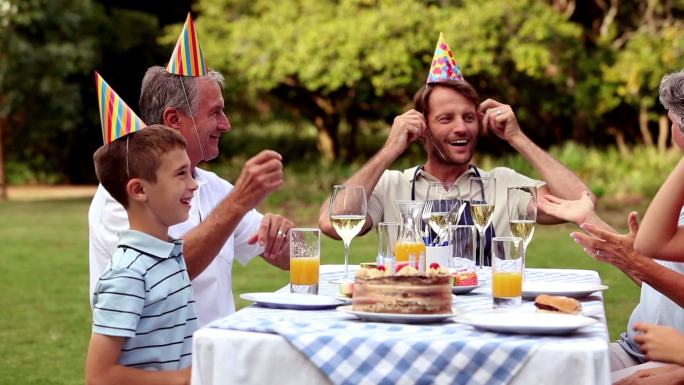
[89,13,293,327]
[319,33,594,265]
[87,73,198,382]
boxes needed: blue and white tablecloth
[205,267,608,385]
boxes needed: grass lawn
[0,198,640,384]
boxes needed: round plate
[455,312,597,335]
[240,292,346,310]
[337,305,455,324]
[522,282,609,299]
[451,284,481,294]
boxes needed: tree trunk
[639,100,654,147]
[608,126,630,157]
[314,115,339,162]
[0,116,6,201]
[658,114,670,152]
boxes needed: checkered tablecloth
[206,267,608,385]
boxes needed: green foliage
[479,141,682,204]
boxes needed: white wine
[470,204,494,230]
[330,215,366,243]
[510,219,536,245]
[428,212,449,234]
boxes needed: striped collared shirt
[92,230,197,370]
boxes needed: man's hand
[248,213,293,268]
[634,323,684,366]
[231,150,284,210]
[382,109,426,157]
[477,99,521,141]
[538,191,595,225]
[570,212,647,279]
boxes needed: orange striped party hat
[95,72,147,144]
[166,13,208,77]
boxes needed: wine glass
[469,177,496,269]
[425,182,464,246]
[329,185,367,282]
[507,186,537,262]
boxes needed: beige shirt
[368,165,544,238]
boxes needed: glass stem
[343,240,350,280]
[478,229,485,269]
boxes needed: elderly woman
[540,69,684,384]
[635,70,684,259]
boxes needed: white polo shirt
[89,167,264,327]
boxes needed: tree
[0,0,99,200]
[197,0,438,162]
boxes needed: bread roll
[534,294,582,315]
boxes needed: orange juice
[394,241,426,263]
[492,272,523,297]
[290,257,320,285]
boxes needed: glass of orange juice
[491,236,524,308]
[289,228,320,295]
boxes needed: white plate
[334,294,353,304]
[337,305,455,324]
[522,282,609,299]
[240,292,346,310]
[455,312,597,335]
[452,284,481,294]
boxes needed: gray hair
[659,69,684,128]
[139,66,225,125]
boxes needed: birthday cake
[351,264,452,314]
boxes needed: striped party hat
[166,13,208,77]
[426,32,463,84]
[95,72,147,144]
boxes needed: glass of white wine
[469,177,496,269]
[507,186,537,263]
[329,185,367,282]
[425,182,464,246]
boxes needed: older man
[319,78,594,263]
[89,67,293,326]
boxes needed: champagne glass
[329,185,367,282]
[507,186,537,263]
[425,182,464,246]
[469,177,496,269]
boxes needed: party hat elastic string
[178,76,205,162]
[125,135,131,178]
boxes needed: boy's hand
[232,150,284,211]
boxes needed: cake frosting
[351,264,452,314]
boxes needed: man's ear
[126,178,147,203]
[163,107,183,130]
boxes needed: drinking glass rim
[449,224,476,229]
[492,236,522,243]
[289,227,320,233]
[507,185,537,191]
[332,184,365,190]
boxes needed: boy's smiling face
[144,147,198,228]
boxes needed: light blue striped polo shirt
[92,230,198,370]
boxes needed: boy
[85,125,198,385]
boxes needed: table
[192,266,611,385]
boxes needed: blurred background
[0,0,683,204]
[2,1,684,384]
